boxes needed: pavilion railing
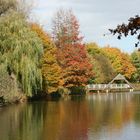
[87,84,131,90]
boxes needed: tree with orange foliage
[52,9,93,89]
[31,23,62,94]
[103,46,136,79]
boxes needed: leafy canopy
[52,9,93,87]
[31,23,62,94]
[0,2,43,96]
[131,51,140,82]
[86,43,115,83]
[103,47,136,79]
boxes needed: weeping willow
[0,0,17,16]
[0,64,19,102]
[0,10,43,96]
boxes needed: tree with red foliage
[52,9,83,48]
[57,44,93,87]
[52,9,93,88]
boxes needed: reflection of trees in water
[0,93,140,140]
[132,94,140,123]
[42,100,90,140]
[0,102,46,140]
[42,93,138,140]
[87,93,135,134]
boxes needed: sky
[32,0,140,53]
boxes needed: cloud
[32,0,140,52]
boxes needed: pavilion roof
[113,73,126,80]
[108,73,134,89]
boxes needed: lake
[0,92,140,140]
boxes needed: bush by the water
[0,66,22,104]
[69,86,86,95]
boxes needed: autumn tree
[86,43,115,83]
[109,15,140,49]
[52,9,93,89]
[31,23,62,94]
[52,9,82,48]
[131,51,140,82]
[103,46,136,79]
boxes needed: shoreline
[0,84,140,107]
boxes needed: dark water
[1,93,140,140]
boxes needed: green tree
[131,51,140,82]
[0,0,43,97]
[0,0,17,16]
[86,43,115,83]
[0,64,19,103]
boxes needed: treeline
[0,0,140,103]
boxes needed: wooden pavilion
[106,73,134,92]
[87,73,134,93]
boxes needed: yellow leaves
[31,23,62,94]
[31,23,53,49]
[59,79,64,86]
[86,43,104,55]
[103,46,136,79]
[42,58,62,94]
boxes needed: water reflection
[0,102,47,140]
[0,93,140,140]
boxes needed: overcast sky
[32,0,140,53]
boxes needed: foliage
[86,43,115,83]
[0,10,43,96]
[57,86,70,95]
[69,86,86,95]
[94,54,115,83]
[109,15,140,49]
[52,9,83,48]
[1,2,139,101]
[57,44,93,87]
[0,0,17,16]
[86,43,103,55]
[103,46,136,79]
[0,65,19,103]
[31,23,62,94]
[131,51,140,82]
[53,9,93,88]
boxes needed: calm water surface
[0,93,140,140]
